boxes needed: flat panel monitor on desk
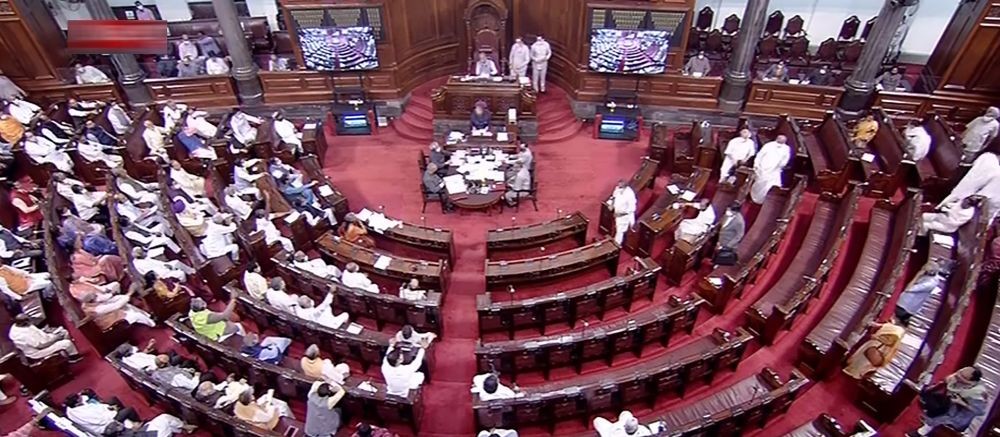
[331,102,374,135]
[596,105,641,141]
[588,29,669,75]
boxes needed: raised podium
[430,76,539,142]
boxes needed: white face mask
[697,54,704,59]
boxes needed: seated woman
[233,388,295,431]
[913,366,988,436]
[67,234,124,284]
[470,101,492,135]
[339,213,375,248]
[843,320,906,379]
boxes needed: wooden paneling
[144,76,239,108]
[27,83,122,107]
[576,73,720,109]
[874,91,995,126]
[924,1,1000,98]
[744,81,843,121]
[0,0,69,85]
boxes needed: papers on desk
[374,255,393,270]
[788,79,801,85]
[692,72,704,78]
[680,190,697,202]
[444,174,468,195]
[148,246,166,259]
[900,332,923,349]
[318,185,334,197]
[283,211,301,224]
[303,123,317,130]
[346,322,364,335]
[496,132,509,142]
[708,277,724,287]
[666,184,680,195]
[357,381,378,393]
[471,128,492,137]
[11,257,31,269]
[932,233,955,249]
[358,208,402,233]
[518,76,530,86]
[861,153,876,163]
[447,131,465,144]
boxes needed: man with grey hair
[300,344,350,385]
[895,259,953,326]
[265,277,299,313]
[131,246,194,282]
[962,106,1000,156]
[293,250,341,279]
[340,262,379,293]
[428,141,447,169]
[296,293,348,329]
[593,410,652,436]
[188,292,244,342]
[200,213,239,261]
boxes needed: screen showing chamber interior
[588,29,669,74]
[297,26,379,71]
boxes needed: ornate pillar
[212,0,262,105]
[839,0,917,114]
[83,0,152,105]
[718,0,769,112]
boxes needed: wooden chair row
[272,250,444,334]
[473,328,753,431]
[598,157,659,236]
[746,185,859,345]
[801,111,852,194]
[316,232,449,292]
[477,257,660,338]
[485,238,620,288]
[486,211,588,254]
[343,207,454,264]
[697,177,807,313]
[626,166,712,258]
[782,413,877,437]
[859,201,990,420]
[166,314,424,432]
[474,295,703,379]
[799,190,921,378]
[655,121,721,176]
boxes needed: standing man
[720,128,756,182]
[750,135,792,204]
[509,38,530,79]
[607,180,637,245]
[530,36,552,93]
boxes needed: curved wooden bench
[316,232,449,291]
[666,120,719,175]
[907,113,967,201]
[800,189,920,378]
[865,107,907,197]
[802,111,851,193]
[747,185,858,345]
[300,154,348,218]
[625,166,712,257]
[485,238,620,288]
[782,414,876,437]
[487,211,588,254]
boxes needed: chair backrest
[765,11,784,36]
[839,15,861,41]
[757,35,779,59]
[787,37,809,58]
[819,113,850,169]
[705,30,724,53]
[841,41,863,64]
[815,38,838,63]
[722,14,741,34]
[784,15,805,37]
[696,6,714,31]
[860,17,877,41]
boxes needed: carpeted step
[403,104,434,124]
[408,95,433,112]
[539,111,579,132]
[391,118,434,142]
[537,121,584,144]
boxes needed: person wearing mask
[875,66,904,91]
[196,31,223,57]
[717,204,745,252]
[674,199,716,244]
[474,51,498,78]
[504,162,531,207]
[720,128,756,182]
[912,367,988,436]
[509,37,530,78]
[961,106,1000,156]
[750,135,791,204]
[428,141,447,168]
[74,64,111,84]
[762,62,789,82]
[134,1,156,20]
[176,34,199,61]
[608,180,637,245]
[683,51,711,77]
[305,381,346,437]
[895,261,951,325]
[921,196,976,236]
[904,123,932,161]
[806,65,834,86]
[205,56,230,75]
[530,35,552,93]
[470,101,492,135]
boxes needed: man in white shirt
[176,34,199,61]
[921,196,977,235]
[940,152,1000,221]
[904,124,931,161]
[169,160,206,198]
[37,114,75,145]
[593,411,652,437]
[6,98,40,124]
[66,184,106,221]
[341,262,379,293]
[608,180,637,245]
[224,186,255,220]
[265,277,300,314]
[962,106,1000,155]
[751,135,792,204]
[65,396,129,435]
[471,372,519,401]
[254,209,294,252]
[142,120,170,160]
[399,278,426,301]
[205,56,230,75]
[186,108,218,139]
[479,429,519,437]
[475,52,498,78]
[230,111,262,146]
[161,100,188,131]
[293,251,341,279]
[200,214,239,261]
[23,132,73,172]
[67,98,104,123]
[273,112,303,155]
[80,291,157,327]
[504,163,531,206]
[392,325,436,349]
[132,246,194,282]
[381,346,426,396]
[113,342,159,372]
[674,199,716,244]
[720,128,757,181]
[530,36,552,93]
[106,101,132,136]
[74,64,111,84]
[8,313,82,362]
[296,294,349,330]
[509,37,530,78]
[268,54,289,72]
[243,263,268,300]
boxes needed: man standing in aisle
[530,36,552,93]
[509,37,530,79]
[608,180,637,245]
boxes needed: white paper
[147,246,165,259]
[374,255,392,270]
[708,277,723,286]
[346,323,364,334]
[692,72,704,78]
[931,233,955,248]
[497,132,509,142]
[283,211,300,224]
[518,77,530,85]
[507,108,517,123]
[444,174,467,195]
[680,191,697,202]
[356,208,374,221]
[11,258,30,269]
[357,381,378,393]
[303,123,317,130]
[666,184,680,195]
[318,185,334,197]
[861,153,876,163]
[788,79,801,85]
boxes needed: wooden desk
[300,155,350,220]
[625,166,712,257]
[431,76,536,120]
[486,212,589,253]
[144,75,239,108]
[598,157,660,236]
[484,238,620,288]
[316,232,448,291]
[450,190,504,214]
[744,81,844,121]
[357,211,453,262]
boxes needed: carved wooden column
[84,0,152,105]
[839,0,917,114]
[718,0,769,112]
[212,0,262,105]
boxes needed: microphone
[581,319,590,338]
[508,284,515,304]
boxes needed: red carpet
[0,84,990,437]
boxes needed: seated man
[340,213,375,248]
[851,115,879,149]
[205,56,230,75]
[177,56,207,78]
[197,31,222,56]
[0,114,23,144]
[921,196,976,235]
[268,54,289,72]
[762,62,789,82]
[720,128,756,181]
[277,174,319,207]
[843,320,905,379]
[423,164,446,195]
[112,168,159,204]
[504,163,531,207]
[103,413,193,436]
[161,100,188,131]
[674,199,716,244]
[23,131,74,173]
[805,65,834,86]
[142,119,171,161]
[240,332,292,365]
[399,278,426,301]
[428,141,447,168]
[233,388,295,431]
[185,108,218,139]
[11,177,43,236]
[296,294,349,330]
[150,353,202,391]
[381,344,426,396]
[683,51,711,77]
[64,391,140,435]
[293,251,341,279]
[0,263,51,301]
[79,290,156,329]
[112,340,159,371]
[36,114,74,145]
[177,125,218,160]
[243,263,269,299]
[254,209,294,252]
[233,158,266,192]
[230,110,263,147]
[904,124,932,161]
[474,51,498,78]
[8,313,82,362]
[200,214,239,261]
[73,63,111,84]
[470,101,492,135]
[264,277,298,313]
[392,325,436,349]
[300,344,350,385]
[75,138,123,169]
[169,160,208,198]
[0,223,42,260]
[471,372,519,401]
[593,411,652,437]
[273,112,303,155]
[188,294,245,342]
[875,66,904,91]
[962,107,1000,156]
[83,120,117,147]
[4,97,40,125]
[66,98,104,127]
[132,246,194,282]
[225,186,256,220]
[106,100,132,136]
[895,261,951,325]
[341,262,379,293]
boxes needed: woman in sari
[339,213,375,248]
[68,234,124,283]
[843,321,906,379]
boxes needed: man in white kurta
[265,278,299,313]
[142,120,170,160]
[106,102,132,136]
[509,38,530,78]
[341,263,379,293]
[23,132,73,172]
[205,57,230,75]
[504,164,531,206]
[904,124,932,161]
[132,247,194,282]
[471,373,519,401]
[169,161,207,198]
[475,52,498,78]
[81,291,156,327]
[76,139,124,168]
[720,128,756,181]
[230,111,262,146]
[176,35,199,61]
[674,200,716,243]
[593,411,652,437]
[38,115,75,145]
[255,211,294,252]
[382,347,425,396]
[162,100,188,131]
[225,186,255,220]
[186,109,218,139]
[74,64,111,84]
[243,264,268,300]
[962,106,1000,155]
[294,251,341,279]
[750,135,792,204]
[273,113,303,154]
[922,197,976,235]
[8,314,80,360]
[6,98,40,124]
[67,98,104,121]
[608,181,637,245]
[200,214,239,261]
[296,294,349,330]
[940,152,1000,221]
[530,36,552,93]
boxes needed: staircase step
[391,121,434,142]
[538,122,584,144]
[405,105,434,122]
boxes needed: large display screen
[588,29,669,75]
[297,26,379,72]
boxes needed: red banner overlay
[67,20,168,54]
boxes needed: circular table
[450,190,504,215]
